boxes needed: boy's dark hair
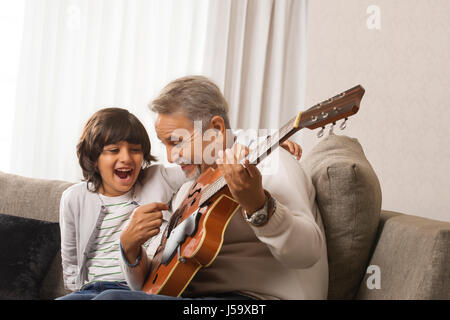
[76,108,157,192]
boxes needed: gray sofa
[0,134,448,299]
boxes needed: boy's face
[96,141,143,197]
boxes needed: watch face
[252,212,268,226]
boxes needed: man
[96,75,328,300]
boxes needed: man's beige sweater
[121,149,329,299]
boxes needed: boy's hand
[120,202,168,264]
[281,140,302,160]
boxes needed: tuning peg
[340,118,348,130]
[317,127,325,138]
[329,122,336,135]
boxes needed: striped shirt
[85,190,147,284]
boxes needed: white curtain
[10,0,307,182]
[203,0,308,130]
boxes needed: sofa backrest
[302,133,382,299]
[0,171,74,223]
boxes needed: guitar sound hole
[152,273,158,284]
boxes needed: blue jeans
[93,290,254,300]
[56,281,131,300]
[57,281,254,300]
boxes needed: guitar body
[142,167,240,297]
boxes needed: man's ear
[208,116,226,137]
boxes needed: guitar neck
[246,115,300,165]
[198,117,300,207]
[198,84,365,207]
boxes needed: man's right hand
[120,202,168,264]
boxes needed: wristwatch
[243,192,276,227]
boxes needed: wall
[303,0,450,222]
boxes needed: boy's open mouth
[114,168,133,180]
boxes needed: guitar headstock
[245,85,365,166]
[294,85,365,130]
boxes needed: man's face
[155,112,230,179]
[155,113,206,179]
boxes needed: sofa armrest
[356,211,450,299]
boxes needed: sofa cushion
[0,213,61,300]
[302,133,382,299]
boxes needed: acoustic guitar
[142,84,366,296]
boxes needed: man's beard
[174,157,202,180]
[184,165,201,180]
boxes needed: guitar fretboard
[246,115,298,165]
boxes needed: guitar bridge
[177,244,186,263]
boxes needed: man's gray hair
[150,75,231,130]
